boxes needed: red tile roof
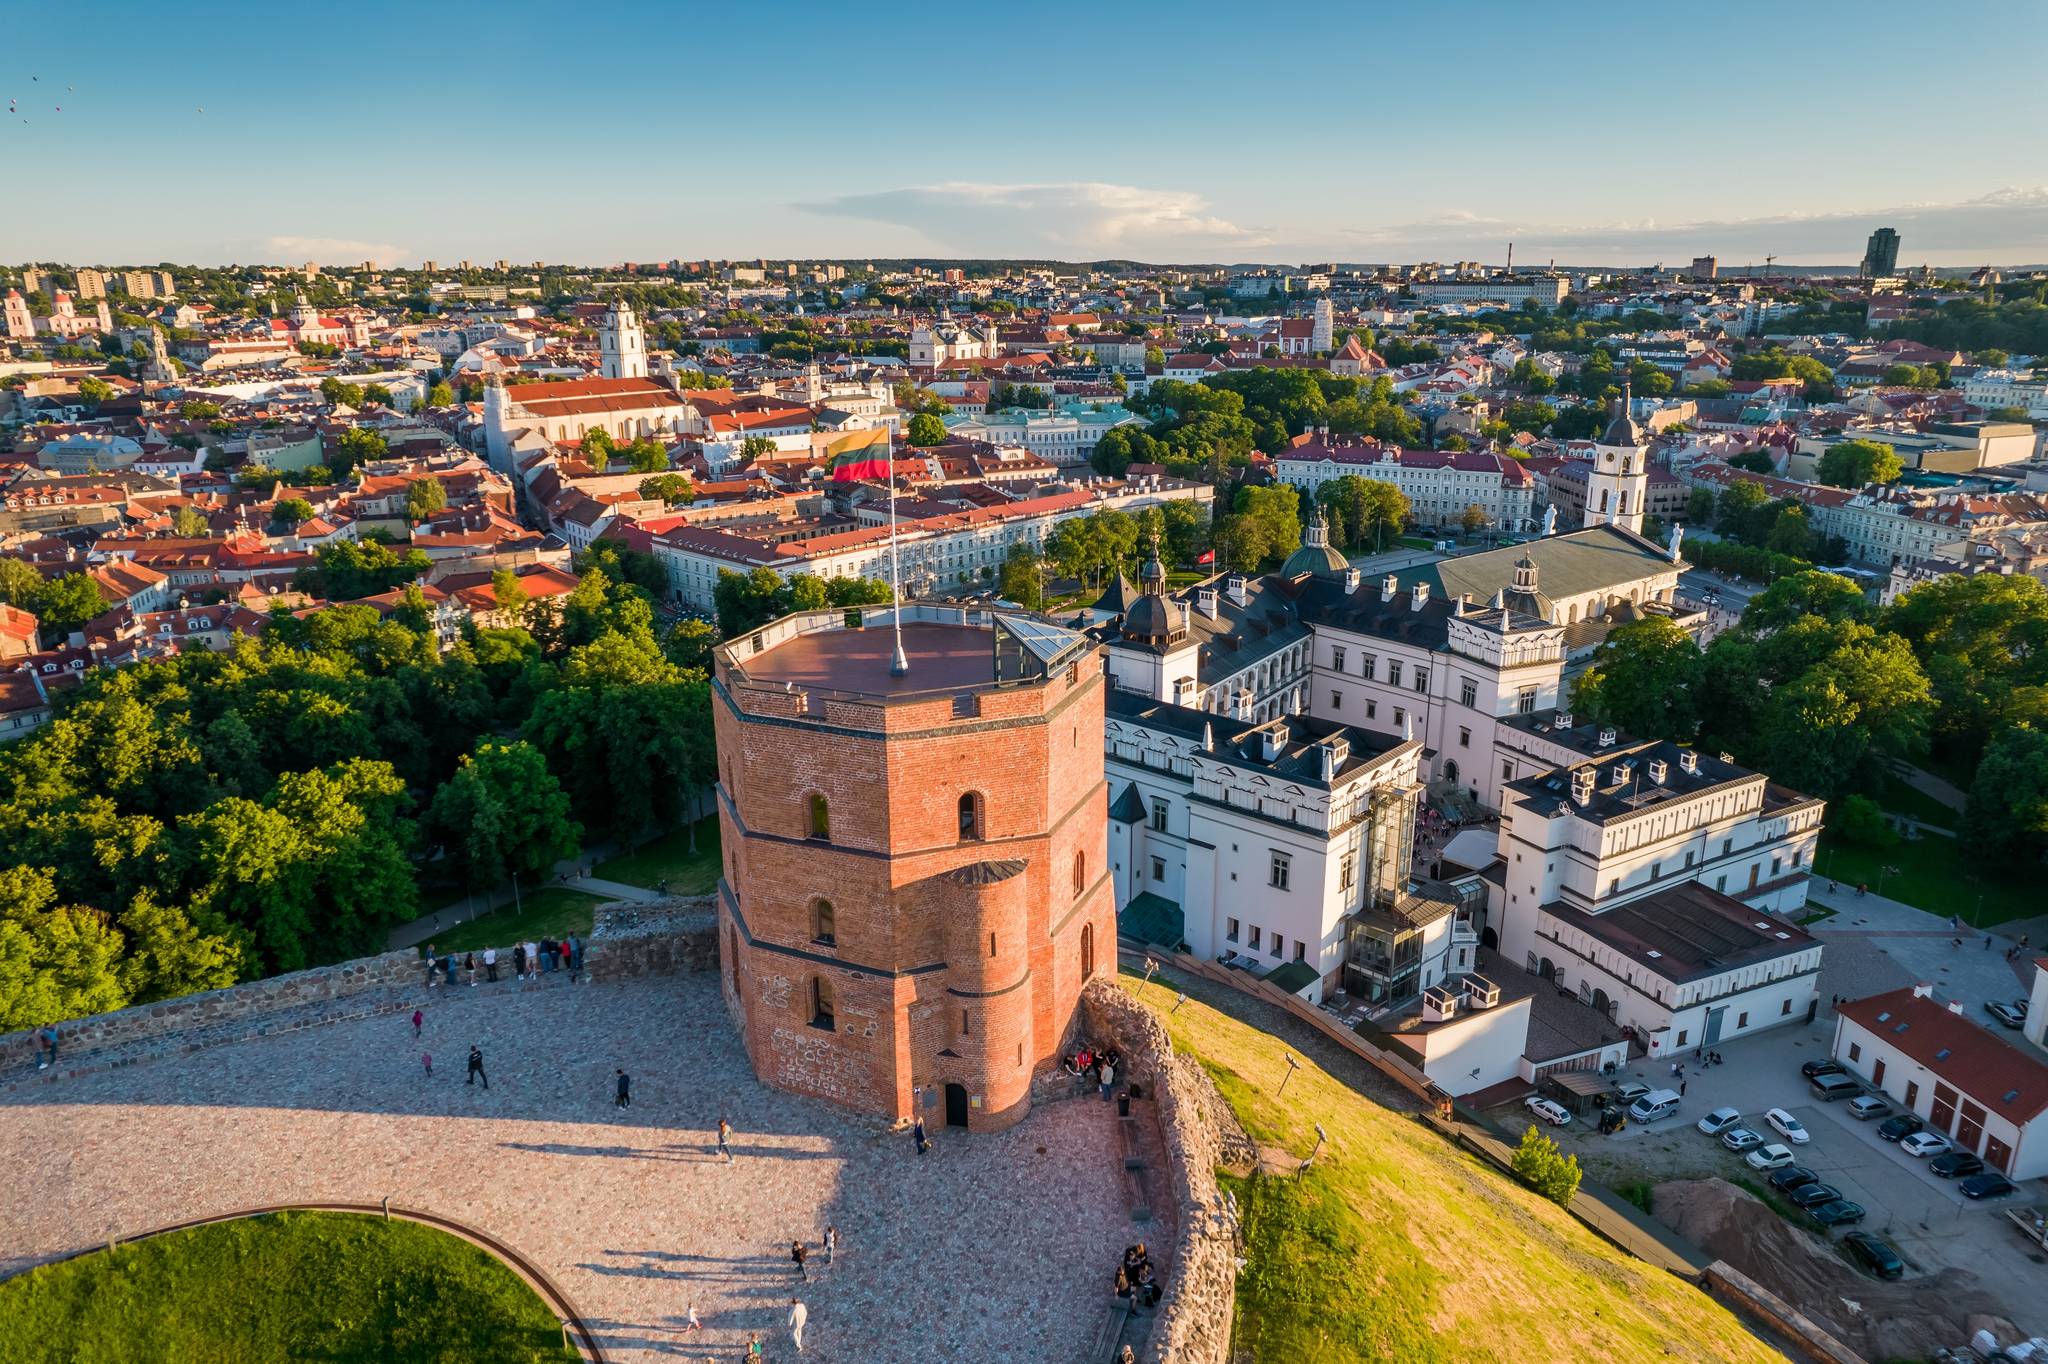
[1840,987,2048,1123]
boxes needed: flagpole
[888,428,907,676]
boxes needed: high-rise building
[421,260,439,273]
[1862,227,1900,278]
[712,606,1114,1130]
[119,270,174,299]
[73,268,108,299]
[21,267,49,296]
[1688,256,1718,281]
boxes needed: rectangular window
[1716,875,1726,891]
[1366,700,1377,720]
[1459,678,1478,708]
[1516,686,1537,715]
[1248,925,1261,950]
[1502,760,1513,780]
[1459,726,1470,748]
[1738,1012,1749,1029]
[1271,934,1284,959]
[1722,839,1733,856]
[1149,798,1168,833]
[1150,856,1166,881]
[1340,852,1356,890]
[1608,878,1619,895]
[1386,660,1402,687]
[1677,1030,1688,1047]
[1295,942,1306,962]
[1269,852,1291,891]
[1392,707,1406,730]
[1226,917,1239,943]
[1361,653,1377,680]
[1331,646,1347,672]
[1771,856,1781,876]
[1413,666,1429,693]
[1848,1042,1861,1062]
[1781,998,1792,1016]
[1331,691,1343,710]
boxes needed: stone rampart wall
[583,897,720,980]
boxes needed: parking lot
[1501,1014,2048,1337]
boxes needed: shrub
[1833,794,1899,849]
[1511,1125,1582,1206]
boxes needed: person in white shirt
[788,1299,808,1352]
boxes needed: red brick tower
[711,606,1114,1132]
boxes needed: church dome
[1282,506,1349,580]
[1122,592,1177,643]
[1500,552,1553,620]
[1601,408,1645,447]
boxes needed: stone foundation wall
[0,949,420,1077]
[583,897,720,980]
[1080,977,1238,1364]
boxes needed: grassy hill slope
[1125,975,1782,1363]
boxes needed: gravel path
[0,972,1133,1363]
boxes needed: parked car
[1847,1096,1891,1121]
[1789,1181,1844,1209]
[1696,1106,1744,1136]
[1801,1059,1846,1079]
[1961,1172,2018,1200]
[1746,1143,1797,1172]
[1767,1163,1820,1192]
[1525,1096,1571,1126]
[1810,1073,1862,1102]
[1930,1151,1986,1179]
[1628,1089,1682,1124]
[1987,1000,2028,1030]
[1842,1231,1906,1280]
[1611,1079,1652,1103]
[1721,1126,1765,1153]
[1877,1113,1925,1142]
[1899,1131,1952,1158]
[1808,1199,1867,1228]
[1765,1108,1810,1144]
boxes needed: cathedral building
[482,298,691,469]
[711,605,1114,1132]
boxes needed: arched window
[809,976,835,1030]
[1443,759,1459,783]
[958,791,984,841]
[807,793,830,841]
[1072,851,1087,896]
[812,899,836,947]
[1081,923,1095,978]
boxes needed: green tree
[0,866,130,1031]
[622,438,669,475]
[1883,573,2048,765]
[1685,487,1715,524]
[31,574,107,639]
[1832,794,1898,849]
[331,427,386,478]
[362,384,394,408]
[76,376,115,406]
[638,473,695,505]
[490,569,529,619]
[1316,475,1408,553]
[1458,504,1489,536]
[738,434,778,461]
[1765,505,1816,558]
[580,428,615,463]
[1816,439,1904,489]
[1713,481,1771,540]
[270,497,315,529]
[426,740,582,890]
[1964,725,2048,867]
[1232,484,1301,567]
[171,505,211,537]
[1572,617,1702,741]
[1511,1125,1582,1206]
[907,412,947,447]
[664,617,717,671]
[0,556,44,607]
[1740,571,1869,635]
[999,545,1044,609]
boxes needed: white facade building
[1275,440,1538,533]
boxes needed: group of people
[1113,1242,1161,1311]
[419,936,584,990]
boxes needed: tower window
[958,791,984,841]
[1073,851,1087,896]
[809,976,835,1031]
[812,899,835,947]
[807,793,830,841]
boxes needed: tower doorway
[944,1083,969,1128]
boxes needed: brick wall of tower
[713,657,1116,1131]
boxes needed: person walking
[1099,1059,1116,1102]
[38,1024,58,1070]
[525,942,540,983]
[464,951,476,986]
[616,1069,632,1108]
[568,935,582,985]
[412,1008,423,1039]
[717,1117,734,1164]
[484,946,498,982]
[682,1302,701,1334]
[792,1239,808,1281]
[512,943,527,981]
[823,1224,838,1266]
[1679,1079,1687,1097]
[788,1298,808,1353]
[913,1116,930,1156]
[423,943,438,988]
[467,1045,488,1089]
[422,1052,433,1078]
[746,1332,762,1359]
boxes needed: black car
[1876,1113,1925,1142]
[1768,1164,1820,1194]
[1809,1199,1867,1228]
[1801,1059,1846,1080]
[1930,1151,1986,1179]
[1789,1181,1844,1208]
[1960,1172,2018,1200]
[1842,1231,1906,1280]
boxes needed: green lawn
[0,1210,569,1363]
[1866,771,1959,830]
[593,817,721,894]
[1816,831,2037,927]
[1125,973,1778,1363]
[423,887,608,957]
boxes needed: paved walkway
[0,973,1135,1363]
[1885,758,1969,813]
[388,863,660,952]
[1809,890,2035,1009]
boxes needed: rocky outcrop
[583,896,719,980]
[1081,976,1239,1364]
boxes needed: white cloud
[265,235,410,268]
[798,181,1270,258]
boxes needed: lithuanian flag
[825,427,892,482]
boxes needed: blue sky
[4,0,2045,267]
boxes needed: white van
[1628,1089,1683,1124]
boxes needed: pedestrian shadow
[499,1141,691,1161]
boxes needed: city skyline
[4,0,2045,269]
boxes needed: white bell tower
[599,297,647,380]
[1584,379,1648,535]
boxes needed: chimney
[1597,726,1617,748]
[1260,723,1285,762]
[1947,1000,1966,1016]
[1570,767,1594,807]
[1411,582,1430,611]
[1318,735,1350,781]
[1197,586,1219,618]
[1343,567,1361,594]
[1381,573,1398,599]
[1555,711,1573,729]
[1611,760,1632,785]
[1226,575,1248,607]
[1648,758,1668,784]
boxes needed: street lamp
[1278,1052,1301,1096]
[1171,991,1188,1015]
[1298,1121,1328,1178]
